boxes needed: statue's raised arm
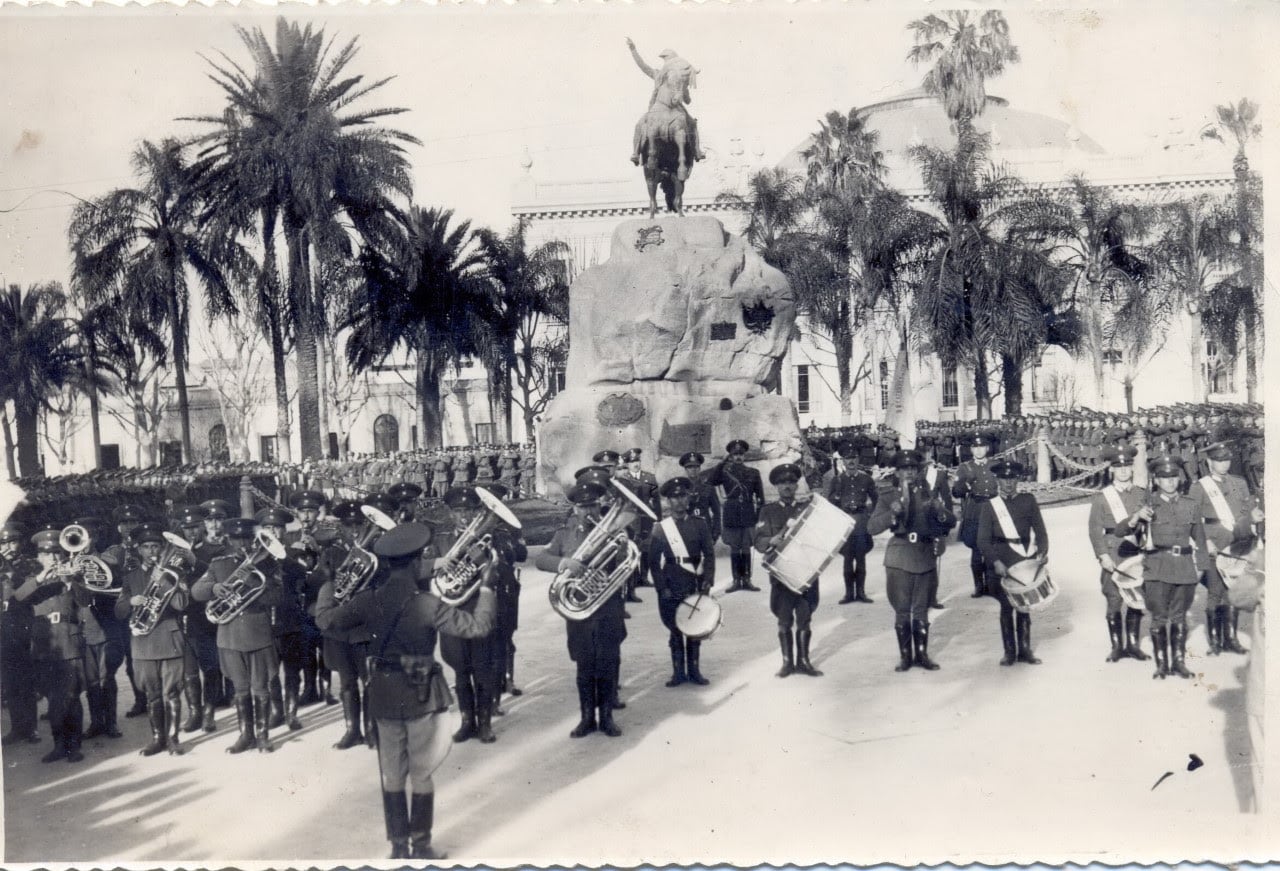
[628,38,706,218]
[626,37,656,80]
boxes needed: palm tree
[0,283,82,477]
[89,299,171,468]
[189,17,418,461]
[906,10,1020,144]
[714,167,808,269]
[346,207,494,449]
[475,221,571,442]
[1105,274,1179,412]
[69,138,249,463]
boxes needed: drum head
[1112,555,1145,588]
[1005,559,1043,588]
[675,594,722,640]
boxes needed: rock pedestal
[538,216,803,499]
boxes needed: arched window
[373,414,400,453]
[208,424,230,463]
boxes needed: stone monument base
[537,383,804,500]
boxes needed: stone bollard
[1036,426,1051,484]
[1133,429,1149,490]
[239,476,255,519]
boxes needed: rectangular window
[260,435,277,463]
[100,444,121,470]
[549,367,567,397]
[879,359,891,411]
[942,366,959,408]
[796,364,810,414]
[411,426,419,450]
[159,441,183,466]
[1102,349,1123,366]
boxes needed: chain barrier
[246,482,289,512]
[990,436,1038,462]
[1042,437,1113,474]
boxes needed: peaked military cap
[254,508,294,528]
[31,529,61,553]
[200,500,235,520]
[567,481,607,506]
[1103,446,1138,466]
[991,460,1026,479]
[330,500,363,523]
[176,506,205,527]
[387,482,424,504]
[1202,441,1233,461]
[659,476,693,498]
[678,452,706,468]
[893,450,924,470]
[622,448,643,464]
[1149,456,1183,478]
[133,522,167,545]
[768,463,802,485]
[290,490,328,511]
[223,518,257,539]
[0,522,24,544]
[363,494,399,517]
[725,439,750,456]
[443,486,481,511]
[373,522,433,559]
[592,450,621,466]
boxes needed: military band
[1087,446,1150,662]
[1142,457,1209,680]
[754,463,822,677]
[648,476,716,687]
[827,438,879,605]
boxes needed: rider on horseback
[627,38,707,166]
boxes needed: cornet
[430,487,522,607]
[205,530,286,625]
[55,524,119,594]
[129,533,195,637]
[332,505,397,601]
[549,479,657,622]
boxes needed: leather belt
[1102,527,1116,535]
[993,536,1026,544]
[1153,545,1193,556]
[37,611,74,624]
[893,532,933,544]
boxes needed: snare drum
[1001,558,1059,613]
[675,593,723,641]
[1110,554,1146,611]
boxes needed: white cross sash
[1199,476,1236,530]
[660,517,691,562]
[990,496,1035,558]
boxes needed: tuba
[129,533,195,636]
[549,478,656,622]
[332,505,397,601]
[430,487,522,607]
[205,530,286,625]
[57,524,119,594]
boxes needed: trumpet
[129,533,195,637]
[54,524,118,594]
[205,530,286,625]
[549,478,657,622]
[430,487,522,607]
[332,505,397,601]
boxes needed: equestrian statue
[627,38,706,219]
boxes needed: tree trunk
[1,405,16,479]
[417,355,444,449]
[501,361,514,444]
[88,381,102,470]
[520,344,537,443]
[14,399,41,478]
[1001,354,1023,418]
[285,221,322,461]
[167,265,192,463]
[1242,305,1258,403]
[973,352,991,420]
[1187,302,1205,403]
[835,300,852,425]
[1123,376,1135,413]
[1085,286,1106,409]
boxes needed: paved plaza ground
[2,503,1268,866]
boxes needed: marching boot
[139,700,168,757]
[686,641,709,685]
[971,562,987,598]
[382,790,411,860]
[506,650,522,696]
[125,689,147,719]
[853,570,873,603]
[363,682,377,748]
[202,701,217,733]
[894,623,914,672]
[268,676,285,729]
[320,669,338,705]
[409,792,446,860]
[284,685,303,732]
[1223,606,1248,654]
[999,611,1017,666]
[596,677,622,737]
[665,638,688,687]
[912,621,940,671]
[794,629,823,676]
[624,573,643,604]
[1151,626,1170,679]
[181,676,203,732]
[476,699,497,744]
[334,688,364,749]
[610,662,626,709]
[725,553,742,592]
[740,553,760,591]
[839,573,857,605]
[1205,608,1223,655]
[253,694,274,752]
[1015,613,1041,665]
[927,570,944,609]
[226,696,255,753]
[569,676,597,738]
[1169,623,1194,678]
[83,686,106,739]
[102,681,122,738]
[165,696,186,755]
[299,659,320,706]
[452,683,477,742]
[776,629,795,678]
[1124,610,1150,660]
[1105,613,1125,662]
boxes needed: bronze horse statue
[635,105,696,219]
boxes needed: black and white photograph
[0,0,1273,866]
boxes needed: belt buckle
[907,532,918,543]
[49,612,61,624]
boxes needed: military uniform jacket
[272,558,308,636]
[827,467,878,556]
[13,569,89,661]
[710,462,765,529]
[1,556,36,641]
[191,554,283,653]
[1142,493,1208,584]
[536,517,627,662]
[868,480,956,574]
[194,539,229,566]
[616,473,661,540]
[1087,485,1147,561]
[648,514,715,600]
[1188,474,1257,551]
[114,565,189,660]
[687,476,721,538]
[317,569,496,720]
[953,459,999,547]
[976,493,1049,570]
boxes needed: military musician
[105,503,149,719]
[710,439,765,593]
[320,498,377,749]
[754,463,822,677]
[1087,446,1151,662]
[952,433,999,598]
[478,484,527,717]
[827,437,878,605]
[648,476,716,687]
[175,505,221,733]
[1,522,40,746]
[617,447,661,599]
[70,517,126,741]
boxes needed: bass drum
[675,593,723,641]
[1001,558,1059,614]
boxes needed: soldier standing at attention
[754,463,822,678]
[648,476,716,687]
[827,438,878,605]
[709,440,765,593]
[1087,446,1151,663]
[679,452,721,543]
[952,433,999,598]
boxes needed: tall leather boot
[63,694,84,761]
[610,661,625,709]
[1223,606,1248,654]
[181,676,203,732]
[776,629,795,678]
[382,790,411,860]
[1105,613,1125,662]
[1151,626,1170,679]
[227,696,255,753]
[912,620,940,671]
[839,569,856,604]
[686,640,709,685]
[268,675,285,729]
[253,694,273,752]
[596,676,622,737]
[506,650,522,696]
[927,569,943,609]
[795,629,823,676]
[894,623,913,672]
[971,560,987,598]
[1169,623,1193,678]
[101,680,122,738]
[363,680,377,748]
[139,700,168,756]
[853,563,873,603]
[166,696,186,755]
[740,552,760,591]
[475,697,496,744]
[999,611,1016,666]
[125,684,147,719]
[83,686,106,740]
[320,669,337,705]
[1015,613,1041,664]
[202,699,217,733]
[334,687,364,749]
[452,682,477,742]
[284,684,303,732]
[665,637,687,687]
[569,675,597,738]
[1124,610,1149,660]
[1205,608,1223,655]
[409,792,446,860]
[299,656,320,706]
[725,553,742,592]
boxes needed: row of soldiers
[299,445,538,501]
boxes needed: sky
[1,0,1277,291]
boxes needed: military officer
[618,447,661,596]
[921,453,954,609]
[1,522,40,746]
[827,438,879,605]
[536,480,627,738]
[1087,446,1151,662]
[174,506,221,732]
[196,499,234,564]
[71,517,126,741]
[710,440,765,592]
[976,460,1050,667]
[1188,441,1264,655]
[754,463,822,677]
[679,452,722,541]
[316,522,498,860]
[192,517,284,753]
[952,433,999,598]
[648,476,717,687]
